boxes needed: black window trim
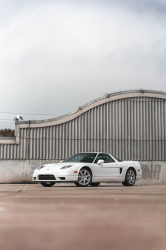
[94,153,115,164]
[93,153,99,163]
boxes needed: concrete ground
[0,184,166,250]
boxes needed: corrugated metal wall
[0,96,166,161]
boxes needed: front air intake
[38,175,56,180]
[59,177,66,180]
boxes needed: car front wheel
[122,168,136,186]
[76,168,92,187]
[40,182,55,187]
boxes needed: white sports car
[32,152,142,187]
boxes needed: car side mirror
[60,160,63,163]
[97,159,104,165]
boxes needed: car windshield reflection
[63,153,97,163]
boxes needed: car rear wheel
[122,168,136,186]
[76,168,92,187]
[90,182,100,186]
[40,182,55,187]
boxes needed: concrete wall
[0,160,166,184]
[0,160,58,183]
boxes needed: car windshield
[63,153,97,163]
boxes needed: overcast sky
[0,0,166,130]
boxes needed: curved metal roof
[17,89,166,127]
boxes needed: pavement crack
[18,184,25,193]
[0,184,25,200]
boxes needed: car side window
[94,153,115,164]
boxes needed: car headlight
[37,166,45,170]
[61,165,72,170]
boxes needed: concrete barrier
[0,160,58,183]
[0,160,166,184]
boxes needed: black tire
[122,182,128,186]
[90,182,100,186]
[40,182,56,187]
[122,168,136,186]
[76,167,92,187]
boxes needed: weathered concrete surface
[0,184,166,250]
[0,160,166,184]
[0,160,59,183]
[137,161,166,185]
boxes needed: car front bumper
[32,172,78,182]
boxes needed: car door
[93,153,119,180]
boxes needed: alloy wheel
[78,169,91,186]
[127,169,135,185]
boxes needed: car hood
[36,162,79,172]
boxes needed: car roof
[78,152,112,154]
